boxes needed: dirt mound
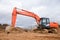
[0,26,26,33]
[10,27,27,33]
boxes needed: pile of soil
[9,27,28,33]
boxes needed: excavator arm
[11,7,40,27]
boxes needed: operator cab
[40,17,50,29]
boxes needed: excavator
[6,7,59,33]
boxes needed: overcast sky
[0,0,60,28]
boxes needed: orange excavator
[9,7,58,33]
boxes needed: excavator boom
[11,7,40,27]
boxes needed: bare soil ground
[0,27,60,40]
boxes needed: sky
[0,0,60,28]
